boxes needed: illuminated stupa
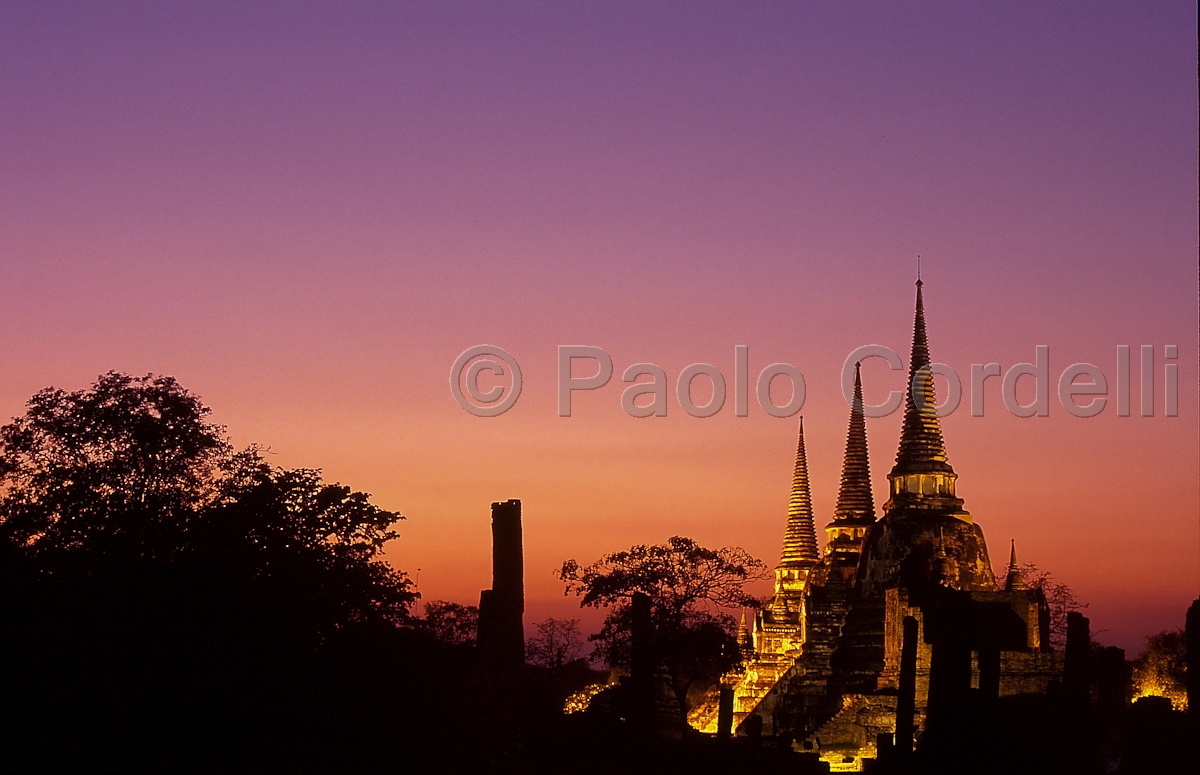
[856,278,997,595]
[813,362,877,586]
[708,371,881,732]
[725,420,820,723]
[771,417,821,611]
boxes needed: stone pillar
[925,600,972,739]
[490,499,524,668]
[1064,611,1090,708]
[475,500,526,743]
[896,615,918,755]
[1187,599,1199,720]
[717,685,734,742]
[927,639,972,730]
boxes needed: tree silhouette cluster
[1132,629,1187,710]
[424,599,480,646]
[526,617,585,671]
[0,373,478,771]
[998,561,1087,649]
[559,536,767,721]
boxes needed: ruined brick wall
[998,650,1064,697]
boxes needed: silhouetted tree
[0,371,230,553]
[0,372,414,628]
[1132,629,1187,710]
[558,536,766,721]
[0,372,440,771]
[424,600,479,646]
[526,617,584,670]
[998,562,1086,649]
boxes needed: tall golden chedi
[821,362,877,580]
[717,367,882,732]
[729,420,820,722]
[856,277,996,596]
[766,417,820,642]
[712,361,880,736]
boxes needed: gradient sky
[2,2,1196,653]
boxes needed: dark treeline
[3,373,1193,774]
[0,373,484,772]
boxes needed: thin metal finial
[917,254,922,285]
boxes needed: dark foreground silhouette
[0,373,1195,774]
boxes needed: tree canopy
[526,617,585,670]
[558,536,767,719]
[424,599,480,646]
[1132,629,1187,711]
[0,372,413,623]
[0,372,454,770]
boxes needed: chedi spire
[833,362,875,525]
[1005,540,1025,591]
[890,278,954,478]
[780,417,820,565]
[883,277,968,519]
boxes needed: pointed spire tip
[780,415,819,565]
[832,361,875,526]
[890,270,953,477]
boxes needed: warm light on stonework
[1132,682,1188,711]
[563,680,611,714]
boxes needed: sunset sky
[2,2,1196,653]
